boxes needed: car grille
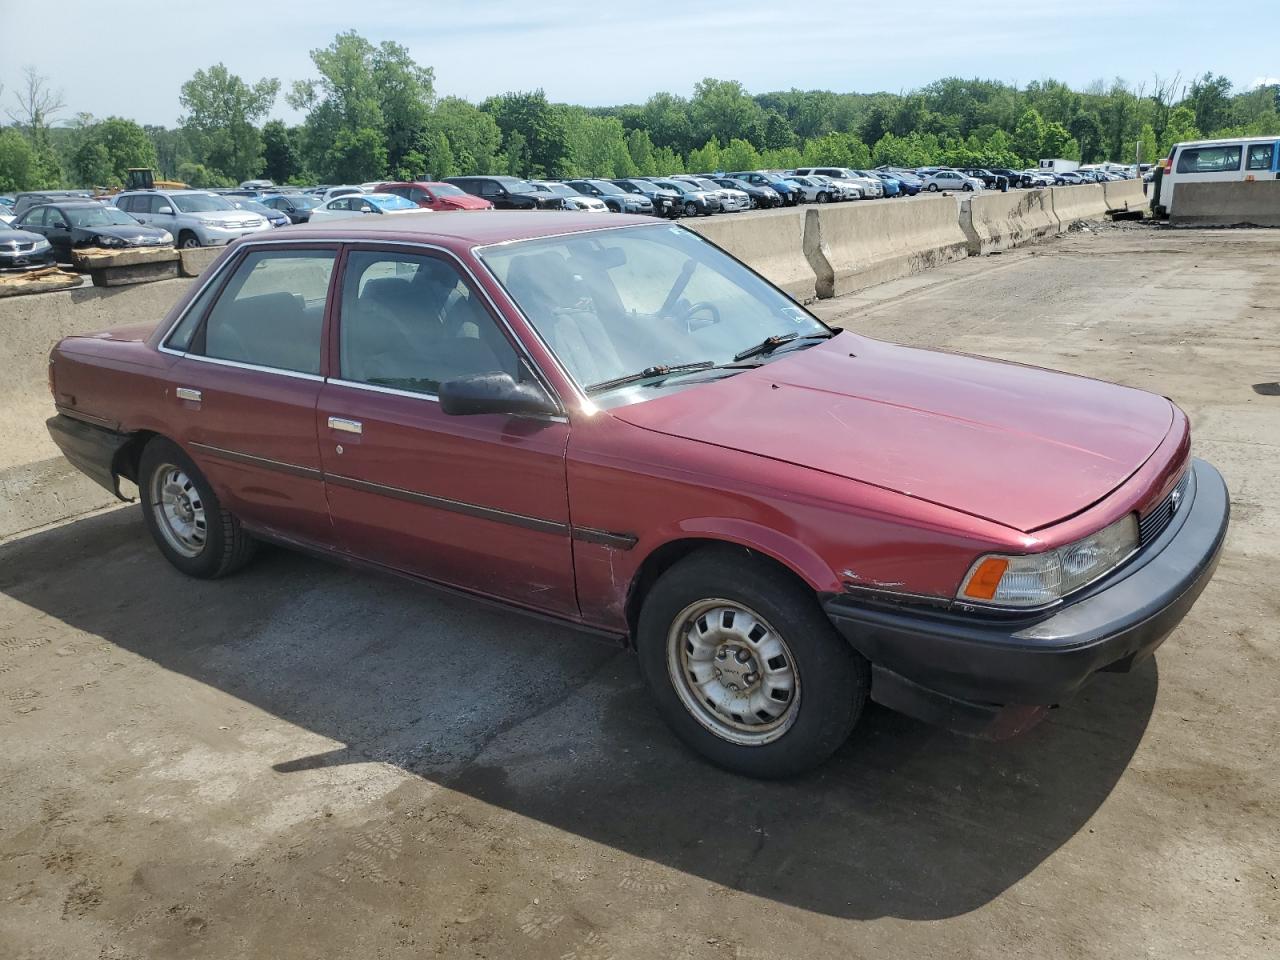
[1139,469,1191,544]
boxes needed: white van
[1156,136,1280,217]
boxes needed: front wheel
[637,548,868,778]
[817,191,829,203]
[178,231,201,249]
[927,183,939,192]
[139,437,256,579]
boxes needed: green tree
[1068,112,1105,163]
[370,40,435,173]
[261,120,302,183]
[176,162,234,188]
[1160,106,1201,156]
[431,97,502,175]
[0,129,37,191]
[1186,73,1234,136]
[686,138,721,173]
[419,132,457,179]
[641,91,695,154]
[1040,121,1077,160]
[1137,123,1158,164]
[1013,108,1047,160]
[71,117,157,187]
[179,64,278,182]
[720,138,762,172]
[626,128,657,175]
[145,126,193,180]
[690,78,764,146]
[651,145,683,175]
[482,90,571,178]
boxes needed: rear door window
[1176,145,1243,174]
[193,249,336,375]
[1246,143,1274,171]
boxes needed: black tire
[684,201,698,216]
[139,437,256,579]
[927,183,939,192]
[178,231,200,249]
[963,183,974,192]
[817,191,829,203]
[636,547,869,778]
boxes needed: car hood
[439,195,492,209]
[76,224,170,242]
[0,228,47,245]
[609,335,1174,533]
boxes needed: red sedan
[374,181,493,212]
[46,211,1229,777]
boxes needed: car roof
[253,209,659,248]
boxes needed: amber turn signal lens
[962,557,1009,600]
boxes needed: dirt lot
[1,225,1276,959]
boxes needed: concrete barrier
[1049,184,1109,227]
[804,195,970,298]
[180,246,224,278]
[0,277,193,539]
[1169,180,1280,226]
[1102,178,1148,213]
[959,189,1058,255]
[686,207,818,301]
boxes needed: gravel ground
[1,225,1276,960]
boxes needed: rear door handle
[327,416,363,435]
[176,387,202,402]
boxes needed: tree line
[2,32,1278,193]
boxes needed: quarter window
[197,249,334,374]
[338,250,520,394]
[1176,145,1243,173]
[1246,143,1274,171]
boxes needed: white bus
[1156,135,1280,217]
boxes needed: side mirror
[52,220,69,230]
[438,372,558,417]
[157,206,173,215]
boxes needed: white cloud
[1251,76,1280,88]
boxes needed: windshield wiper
[733,331,833,362]
[585,361,716,394]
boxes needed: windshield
[67,206,140,228]
[428,184,466,198]
[688,178,721,191]
[655,181,689,194]
[586,180,626,196]
[478,224,827,404]
[506,180,539,195]
[368,194,418,210]
[233,200,272,215]
[171,193,234,213]
[539,183,577,198]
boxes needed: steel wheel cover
[150,463,208,558]
[666,598,801,746]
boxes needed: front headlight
[32,238,51,251]
[159,231,173,243]
[958,514,1139,608]
[96,235,125,247]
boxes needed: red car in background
[44,211,1229,778]
[374,181,493,211]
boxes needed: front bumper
[197,221,272,245]
[0,248,56,270]
[824,458,1229,736]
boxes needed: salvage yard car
[14,200,173,260]
[0,218,56,270]
[44,211,1229,778]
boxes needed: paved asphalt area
[1,223,1276,959]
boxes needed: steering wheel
[678,300,721,333]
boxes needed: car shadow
[0,508,1157,922]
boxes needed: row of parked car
[0,160,1142,268]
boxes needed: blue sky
[1,0,1277,126]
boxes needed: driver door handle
[327,416,363,435]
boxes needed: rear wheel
[139,438,256,579]
[637,548,868,778]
